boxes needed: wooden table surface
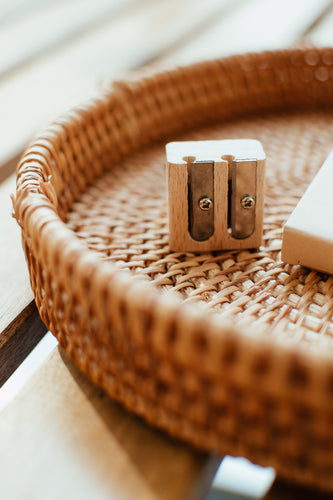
[1,1,333,499]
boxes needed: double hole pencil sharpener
[166,139,266,252]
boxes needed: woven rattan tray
[14,48,333,492]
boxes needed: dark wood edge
[0,301,47,386]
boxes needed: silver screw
[240,194,255,209]
[198,196,213,211]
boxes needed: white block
[282,150,333,274]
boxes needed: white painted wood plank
[0,0,68,26]
[0,332,57,412]
[0,174,33,334]
[0,0,137,78]
[0,0,237,172]
[306,6,333,46]
[0,347,219,500]
[164,0,332,65]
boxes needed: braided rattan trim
[14,48,333,491]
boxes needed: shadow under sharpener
[166,139,266,252]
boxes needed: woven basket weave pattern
[14,49,333,491]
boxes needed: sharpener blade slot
[188,161,214,241]
[231,159,257,239]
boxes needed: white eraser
[282,150,333,274]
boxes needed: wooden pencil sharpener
[166,139,266,252]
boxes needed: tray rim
[13,47,333,491]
